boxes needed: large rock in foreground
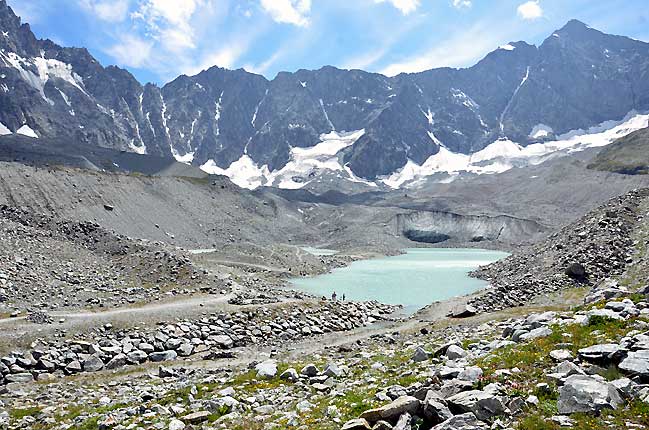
[359,396,421,422]
[557,375,624,414]
[619,350,649,381]
[433,412,488,429]
[446,390,506,421]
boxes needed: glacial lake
[289,248,509,312]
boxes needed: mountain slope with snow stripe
[197,112,648,190]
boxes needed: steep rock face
[0,0,166,155]
[396,211,547,244]
[1,0,648,181]
[504,20,649,141]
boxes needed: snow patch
[57,88,72,109]
[0,122,11,135]
[319,99,335,131]
[201,155,271,189]
[470,139,522,163]
[499,44,516,51]
[214,91,224,136]
[0,52,87,103]
[174,151,194,164]
[422,108,434,125]
[500,66,530,132]
[16,125,38,138]
[200,130,366,189]
[530,124,554,139]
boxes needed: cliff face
[397,211,547,244]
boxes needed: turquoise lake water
[289,248,509,312]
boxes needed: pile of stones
[1,301,396,386]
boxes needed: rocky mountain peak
[0,10,648,187]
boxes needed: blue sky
[11,0,649,85]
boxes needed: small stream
[290,248,508,313]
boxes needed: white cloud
[185,44,247,76]
[517,1,543,20]
[380,22,519,76]
[451,0,472,9]
[78,0,130,22]
[342,48,388,71]
[260,0,311,27]
[374,0,420,15]
[374,0,421,15]
[132,0,204,51]
[106,34,153,68]
[245,51,284,76]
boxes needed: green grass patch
[9,407,42,420]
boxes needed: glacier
[201,129,366,189]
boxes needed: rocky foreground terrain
[2,188,649,429]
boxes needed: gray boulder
[433,413,488,429]
[446,345,467,360]
[159,365,176,378]
[578,344,625,364]
[565,263,586,278]
[5,373,33,383]
[619,350,649,380]
[549,349,574,362]
[610,377,638,399]
[412,347,430,363]
[359,396,421,422]
[149,350,178,362]
[324,362,344,378]
[255,360,277,379]
[83,355,104,372]
[127,350,148,364]
[280,368,299,381]
[105,353,127,370]
[393,412,412,430]
[65,361,82,374]
[584,309,625,324]
[449,305,478,318]
[213,335,233,349]
[423,391,453,424]
[341,419,371,430]
[457,366,483,382]
[557,375,624,414]
[301,364,320,377]
[447,390,506,421]
[519,327,552,341]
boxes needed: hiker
[331,291,337,301]
[342,294,346,301]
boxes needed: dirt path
[204,259,289,273]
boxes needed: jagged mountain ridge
[0,0,648,181]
